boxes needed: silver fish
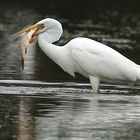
[19,28,37,70]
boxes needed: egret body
[14,18,140,93]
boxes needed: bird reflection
[17,97,35,140]
[16,93,96,140]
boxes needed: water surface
[0,80,140,140]
[1,6,140,140]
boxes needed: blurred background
[1,1,140,140]
[0,0,140,82]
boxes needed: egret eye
[38,24,45,30]
[35,24,46,35]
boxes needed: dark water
[0,80,140,140]
[1,6,140,140]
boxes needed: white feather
[36,18,140,93]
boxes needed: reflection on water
[18,97,35,140]
[0,82,140,140]
[1,5,140,140]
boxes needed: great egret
[13,18,140,93]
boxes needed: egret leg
[89,75,100,93]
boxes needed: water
[1,5,140,140]
[0,80,140,140]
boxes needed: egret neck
[38,35,76,77]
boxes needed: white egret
[13,18,140,93]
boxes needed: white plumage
[15,18,140,93]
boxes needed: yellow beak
[11,24,43,39]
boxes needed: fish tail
[19,57,24,70]
[25,48,28,54]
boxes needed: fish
[19,28,37,70]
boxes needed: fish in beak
[19,28,37,70]
[11,24,43,39]
[12,24,44,70]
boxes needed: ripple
[0,80,140,95]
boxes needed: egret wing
[69,38,137,81]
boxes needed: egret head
[36,18,62,34]
[12,18,63,43]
